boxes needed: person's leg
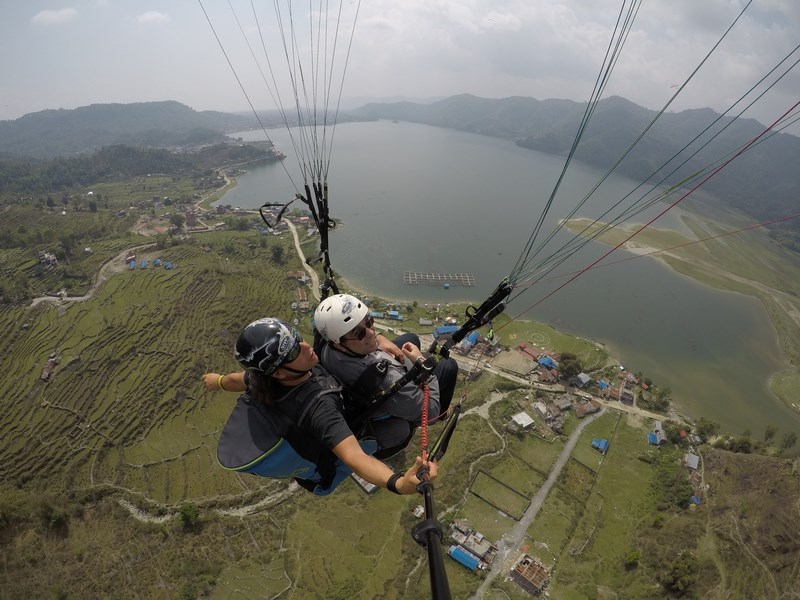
[391,332,420,348]
[369,417,414,459]
[432,357,458,416]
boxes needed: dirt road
[285,220,321,301]
[471,407,606,599]
[29,243,156,307]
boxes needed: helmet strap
[333,341,368,358]
[274,365,312,381]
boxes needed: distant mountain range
[3,95,798,248]
[0,101,258,159]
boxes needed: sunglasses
[259,330,303,372]
[342,316,374,342]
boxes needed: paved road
[471,407,606,599]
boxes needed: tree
[179,502,199,529]
[660,550,698,594]
[731,437,752,454]
[169,213,185,229]
[663,420,685,445]
[780,431,798,450]
[696,417,720,440]
[559,353,583,381]
[271,245,285,264]
[764,424,778,443]
[46,195,55,208]
[88,200,98,212]
[624,550,640,569]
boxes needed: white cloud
[31,8,78,26]
[137,11,169,25]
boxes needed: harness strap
[370,355,436,406]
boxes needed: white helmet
[314,293,370,343]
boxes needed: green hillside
[0,101,256,159]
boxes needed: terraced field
[1,230,300,504]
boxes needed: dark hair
[248,371,282,406]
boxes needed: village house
[685,453,700,470]
[511,412,535,430]
[556,397,573,413]
[575,399,602,418]
[448,521,498,569]
[574,372,592,388]
[37,251,58,267]
[620,387,634,405]
[510,554,550,596]
[41,353,59,381]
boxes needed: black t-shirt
[266,370,354,451]
[302,392,354,450]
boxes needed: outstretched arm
[202,371,247,393]
[332,435,436,495]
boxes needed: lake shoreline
[562,216,800,420]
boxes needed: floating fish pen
[403,272,476,286]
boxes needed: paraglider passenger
[314,293,458,436]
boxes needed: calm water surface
[220,121,798,436]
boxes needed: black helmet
[235,318,302,376]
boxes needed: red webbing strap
[420,383,430,460]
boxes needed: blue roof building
[433,325,460,339]
[591,438,609,453]
[538,355,557,369]
[448,545,479,571]
[598,380,610,389]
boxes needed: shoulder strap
[345,358,392,415]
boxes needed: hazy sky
[2,1,799,128]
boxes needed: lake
[220,120,798,437]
